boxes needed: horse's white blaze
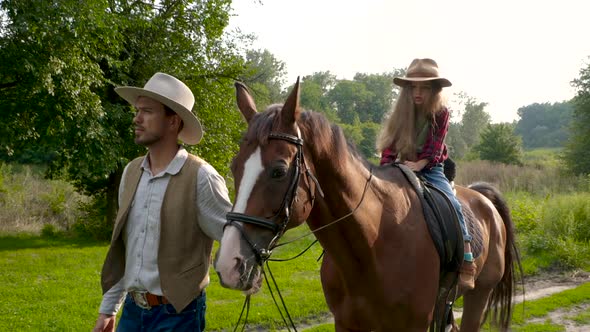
[215,148,264,287]
[234,147,263,213]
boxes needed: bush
[0,163,88,234]
[540,193,590,242]
[474,123,523,165]
[72,194,113,241]
[41,224,58,238]
[551,237,590,269]
[515,192,590,270]
[508,192,541,234]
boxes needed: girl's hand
[403,159,428,172]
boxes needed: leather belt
[129,291,169,310]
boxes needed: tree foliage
[238,49,287,108]
[563,59,590,175]
[0,0,248,222]
[326,80,368,124]
[445,94,490,160]
[474,123,523,165]
[446,122,468,159]
[515,102,573,148]
[460,99,491,149]
[352,72,397,123]
[300,72,339,121]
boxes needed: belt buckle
[130,291,151,310]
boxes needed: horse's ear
[281,77,301,126]
[235,82,257,123]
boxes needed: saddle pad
[462,203,483,260]
[395,164,463,272]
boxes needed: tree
[563,59,590,175]
[460,99,491,149]
[302,71,337,94]
[515,102,573,148]
[446,122,468,159]
[300,78,339,122]
[358,122,381,159]
[352,72,396,123]
[327,80,371,124]
[239,49,287,108]
[0,0,247,226]
[474,123,523,165]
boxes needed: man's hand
[92,313,116,332]
[403,159,428,172]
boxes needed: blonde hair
[376,82,445,161]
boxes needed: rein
[272,167,373,250]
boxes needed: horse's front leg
[334,321,368,332]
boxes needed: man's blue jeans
[116,291,206,332]
[419,164,472,242]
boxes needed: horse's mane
[300,111,374,169]
[246,105,368,167]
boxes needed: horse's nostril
[235,257,245,275]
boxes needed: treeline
[240,50,578,166]
[0,0,589,229]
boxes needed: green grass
[0,227,330,331]
[569,309,590,326]
[0,236,107,331]
[303,323,335,331]
[504,283,590,331]
[510,283,590,325]
[512,322,565,332]
[3,231,590,331]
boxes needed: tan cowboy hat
[393,58,452,88]
[115,72,203,145]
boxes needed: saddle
[393,163,477,332]
[394,164,464,272]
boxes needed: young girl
[376,58,475,290]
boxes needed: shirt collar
[141,146,188,176]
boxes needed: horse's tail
[468,182,524,330]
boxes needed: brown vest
[101,154,213,312]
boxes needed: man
[92,73,232,331]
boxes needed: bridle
[225,129,373,332]
[225,131,322,265]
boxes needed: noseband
[226,131,321,264]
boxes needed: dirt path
[290,270,590,331]
[515,269,590,332]
[454,271,590,322]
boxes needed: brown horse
[214,80,521,331]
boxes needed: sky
[227,0,590,123]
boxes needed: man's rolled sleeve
[196,163,232,241]
[98,279,126,315]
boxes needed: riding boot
[459,259,476,290]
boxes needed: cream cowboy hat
[393,58,452,88]
[115,72,203,145]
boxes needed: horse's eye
[271,167,288,179]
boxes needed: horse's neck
[313,157,370,214]
[307,157,377,262]
[307,162,414,271]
